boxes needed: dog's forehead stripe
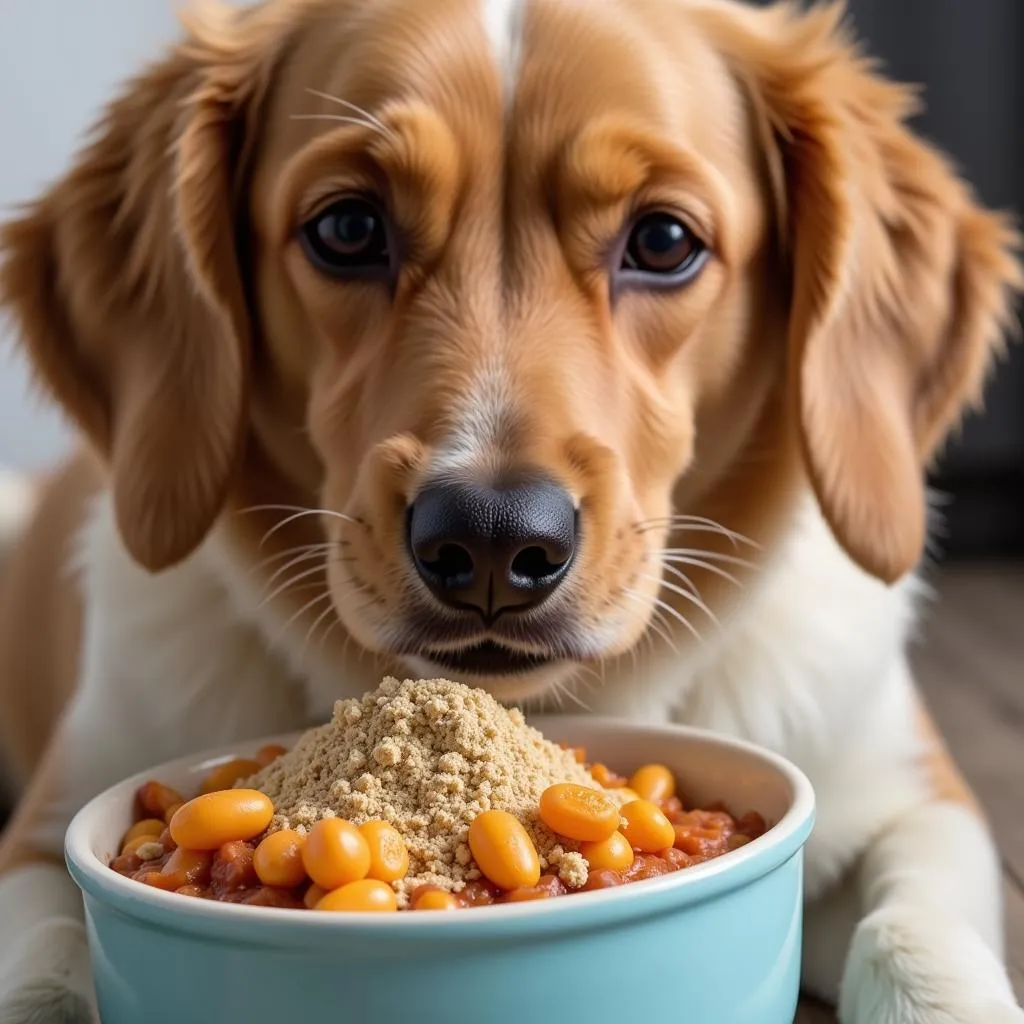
[482,0,525,103]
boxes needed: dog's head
[2,0,1020,700]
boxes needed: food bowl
[66,716,814,1024]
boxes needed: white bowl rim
[66,716,815,933]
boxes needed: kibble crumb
[244,678,597,904]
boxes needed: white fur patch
[482,0,525,104]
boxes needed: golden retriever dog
[0,0,1021,1020]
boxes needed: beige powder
[244,677,602,904]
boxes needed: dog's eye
[621,212,707,281]
[300,196,391,277]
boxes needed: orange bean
[253,829,307,889]
[629,764,676,805]
[255,744,289,768]
[315,879,398,912]
[302,819,371,890]
[539,783,620,843]
[589,763,627,788]
[137,781,185,819]
[199,758,263,795]
[413,889,460,911]
[122,833,160,856]
[168,790,274,850]
[468,810,540,891]
[304,884,327,909]
[619,800,675,853]
[359,821,409,883]
[579,831,635,873]
[123,819,167,847]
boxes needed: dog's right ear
[0,2,302,572]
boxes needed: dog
[0,0,1021,1020]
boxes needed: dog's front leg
[0,508,309,1023]
[804,698,1023,1023]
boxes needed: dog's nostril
[510,545,565,583]
[429,543,474,582]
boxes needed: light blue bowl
[66,717,814,1024]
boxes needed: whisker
[653,548,758,570]
[659,562,699,595]
[249,543,334,576]
[640,571,720,628]
[259,508,356,547]
[622,587,704,646]
[556,678,592,713]
[643,609,680,656]
[304,599,339,650]
[660,555,744,589]
[259,563,327,609]
[635,516,760,549]
[263,548,328,592]
[303,88,394,135]
[271,589,334,647]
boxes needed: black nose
[408,479,577,621]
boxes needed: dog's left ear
[711,2,1023,583]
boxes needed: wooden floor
[797,564,1024,1022]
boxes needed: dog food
[110,678,767,911]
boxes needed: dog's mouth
[419,640,556,676]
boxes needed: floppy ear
[0,3,296,571]
[713,3,1023,583]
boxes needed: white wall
[0,0,185,470]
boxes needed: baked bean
[589,763,627,788]
[303,884,327,909]
[579,831,635,873]
[736,811,767,838]
[169,790,274,850]
[727,833,752,851]
[504,874,564,903]
[673,825,729,858]
[255,744,289,768]
[243,887,306,910]
[253,830,307,889]
[458,880,501,907]
[629,764,675,805]
[468,810,541,891]
[627,854,672,881]
[199,758,263,795]
[619,800,675,853]
[302,819,371,890]
[121,833,160,856]
[140,848,214,890]
[163,802,184,826]
[413,889,460,911]
[359,821,409,883]
[662,796,685,817]
[582,868,624,891]
[123,819,167,846]
[137,781,185,819]
[663,847,693,871]
[110,851,143,875]
[211,841,259,893]
[315,879,398,913]
[538,783,620,842]
[175,885,207,898]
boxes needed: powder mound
[244,677,600,904]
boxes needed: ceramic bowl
[66,716,815,1024]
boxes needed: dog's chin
[401,646,577,704]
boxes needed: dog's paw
[0,919,95,1024]
[839,903,1023,1024]
[0,982,94,1024]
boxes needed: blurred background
[0,1,1022,1011]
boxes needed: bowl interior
[67,715,814,930]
